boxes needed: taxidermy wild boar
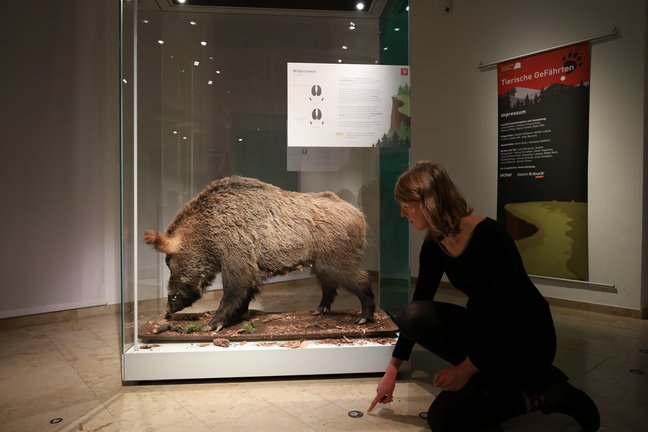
[144,176,375,331]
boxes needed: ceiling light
[200,41,207,46]
[177,0,186,4]
[194,61,199,66]
[157,40,165,45]
[208,80,213,85]
[356,2,365,10]
[394,27,400,31]
[190,21,197,26]
[342,45,348,50]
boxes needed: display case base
[122,338,396,382]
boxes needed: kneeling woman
[368,161,599,432]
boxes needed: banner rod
[478,26,620,71]
[529,274,616,292]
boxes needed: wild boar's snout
[166,291,181,315]
[165,268,205,315]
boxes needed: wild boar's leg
[312,264,375,324]
[206,258,262,331]
[347,275,375,324]
[312,273,338,316]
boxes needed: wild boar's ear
[143,230,180,253]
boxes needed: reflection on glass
[121,0,410,356]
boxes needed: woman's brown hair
[394,161,473,239]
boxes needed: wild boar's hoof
[204,319,224,332]
[313,306,330,316]
[355,313,375,325]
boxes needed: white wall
[0,0,119,318]
[410,0,647,312]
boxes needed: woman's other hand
[433,357,478,391]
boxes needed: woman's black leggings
[397,300,539,431]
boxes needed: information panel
[287,63,410,148]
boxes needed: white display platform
[122,338,396,382]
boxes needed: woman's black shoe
[543,380,600,431]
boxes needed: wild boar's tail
[143,230,181,253]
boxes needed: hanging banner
[287,63,410,148]
[497,42,590,280]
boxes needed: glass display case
[120,0,411,382]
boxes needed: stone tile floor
[1,285,647,431]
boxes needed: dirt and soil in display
[140,309,398,347]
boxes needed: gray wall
[410,0,647,313]
[0,0,119,317]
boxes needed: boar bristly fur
[144,176,375,331]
